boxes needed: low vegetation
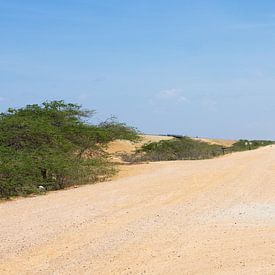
[122,137,223,162]
[230,140,274,152]
[0,101,139,198]
[122,136,274,163]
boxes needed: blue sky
[1,0,275,139]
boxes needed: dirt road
[0,146,274,274]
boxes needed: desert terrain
[0,138,274,274]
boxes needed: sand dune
[0,145,274,274]
[106,135,173,155]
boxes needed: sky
[1,0,275,139]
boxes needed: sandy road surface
[0,146,275,274]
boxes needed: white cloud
[157,89,188,103]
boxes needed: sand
[0,145,274,274]
[106,135,174,155]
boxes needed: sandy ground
[0,146,275,274]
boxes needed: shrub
[231,140,274,152]
[123,137,274,163]
[126,137,223,162]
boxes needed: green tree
[0,100,139,198]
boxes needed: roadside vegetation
[122,136,274,163]
[230,140,274,152]
[1,101,273,199]
[0,101,139,198]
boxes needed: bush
[231,140,274,152]
[126,137,224,162]
[123,137,274,163]
[0,100,139,198]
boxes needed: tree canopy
[0,100,139,198]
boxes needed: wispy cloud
[157,88,188,104]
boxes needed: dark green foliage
[128,137,223,162]
[98,118,141,143]
[124,137,274,163]
[0,100,139,198]
[230,140,274,152]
